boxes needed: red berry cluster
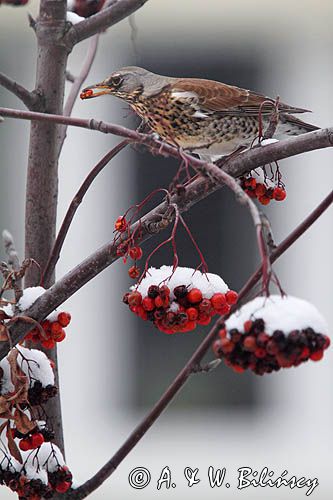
[25,312,71,349]
[48,466,72,494]
[124,285,238,334]
[213,319,330,375]
[240,176,286,205]
[69,0,105,17]
[114,215,144,280]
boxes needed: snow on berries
[0,347,73,498]
[123,265,238,334]
[16,286,71,348]
[213,295,330,375]
[240,169,286,206]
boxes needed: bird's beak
[80,83,113,100]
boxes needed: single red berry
[244,177,257,189]
[57,312,71,327]
[273,187,287,201]
[41,338,55,349]
[53,329,66,342]
[116,242,128,256]
[216,303,231,315]
[232,364,245,373]
[218,328,227,339]
[310,350,324,362]
[245,189,257,198]
[211,293,227,310]
[51,322,62,335]
[136,306,147,320]
[114,216,127,232]
[300,346,310,359]
[19,438,31,452]
[41,320,51,331]
[128,291,142,307]
[243,336,257,352]
[31,433,44,449]
[55,481,71,493]
[323,335,331,349]
[220,337,235,354]
[266,340,279,355]
[244,320,252,333]
[129,246,143,260]
[154,296,164,308]
[258,195,271,205]
[159,285,170,298]
[186,307,198,321]
[257,332,270,346]
[187,288,203,304]
[142,297,155,311]
[128,265,140,279]
[225,290,238,305]
[254,347,266,359]
[197,313,211,325]
[255,183,266,197]
[199,298,213,314]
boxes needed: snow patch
[66,11,85,24]
[226,295,329,336]
[132,266,229,300]
[17,286,58,321]
[16,346,55,387]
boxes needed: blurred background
[0,0,333,498]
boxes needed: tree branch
[0,73,41,110]
[64,0,149,47]
[66,188,333,500]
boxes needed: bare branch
[0,73,41,110]
[66,188,333,500]
[64,0,149,47]
[43,140,128,286]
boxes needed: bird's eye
[112,75,122,87]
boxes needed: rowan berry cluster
[213,296,330,375]
[0,471,53,499]
[48,466,73,494]
[123,266,238,334]
[240,175,286,205]
[24,311,71,349]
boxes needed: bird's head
[80,66,155,102]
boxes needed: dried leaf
[6,424,23,463]
[7,349,29,404]
[14,408,36,435]
[0,395,11,416]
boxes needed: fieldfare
[81,66,318,159]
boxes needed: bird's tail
[278,114,320,136]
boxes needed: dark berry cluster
[124,285,238,334]
[25,312,71,349]
[0,0,29,6]
[28,381,58,406]
[48,466,72,494]
[0,469,53,499]
[240,176,286,205]
[213,319,330,375]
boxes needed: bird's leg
[263,96,280,140]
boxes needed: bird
[80,66,319,160]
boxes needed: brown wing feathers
[172,78,310,116]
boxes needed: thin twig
[42,141,128,286]
[64,0,149,47]
[67,189,333,500]
[0,73,40,110]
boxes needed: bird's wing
[171,79,310,116]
